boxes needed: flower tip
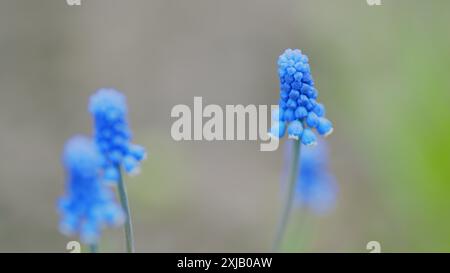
[288,134,299,140]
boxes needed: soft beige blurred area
[0,0,449,252]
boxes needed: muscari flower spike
[270,49,333,146]
[89,89,146,182]
[295,142,337,214]
[58,136,125,244]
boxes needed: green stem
[116,166,136,253]
[293,206,309,252]
[272,139,301,252]
[89,244,98,253]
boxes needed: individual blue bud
[294,62,307,72]
[295,107,308,119]
[284,75,294,84]
[291,81,302,90]
[281,83,290,92]
[305,99,314,111]
[303,73,313,84]
[309,87,318,99]
[284,109,295,122]
[300,84,312,95]
[289,90,300,100]
[124,156,140,176]
[317,118,333,136]
[301,128,317,146]
[294,72,303,81]
[286,99,297,109]
[306,112,319,128]
[287,67,296,75]
[287,121,304,140]
[129,144,147,161]
[298,94,309,106]
[313,103,325,117]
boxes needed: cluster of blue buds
[270,49,333,146]
[89,89,146,182]
[295,143,337,214]
[58,136,125,243]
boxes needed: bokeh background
[0,0,449,252]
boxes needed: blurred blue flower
[58,136,125,244]
[89,88,146,182]
[295,142,338,214]
[270,49,333,146]
[282,141,338,214]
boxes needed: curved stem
[116,166,135,253]
[272,139,301,252]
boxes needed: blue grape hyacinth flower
[295,142,338,214]
[89,89,146,182]
[58,136,125,244]
[270,49,333,146]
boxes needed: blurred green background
[0,0,449,252]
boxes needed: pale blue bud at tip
[317,117,333,137]
[287,121,304,140]
[301,128,317,146]
[89,88,127,118]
